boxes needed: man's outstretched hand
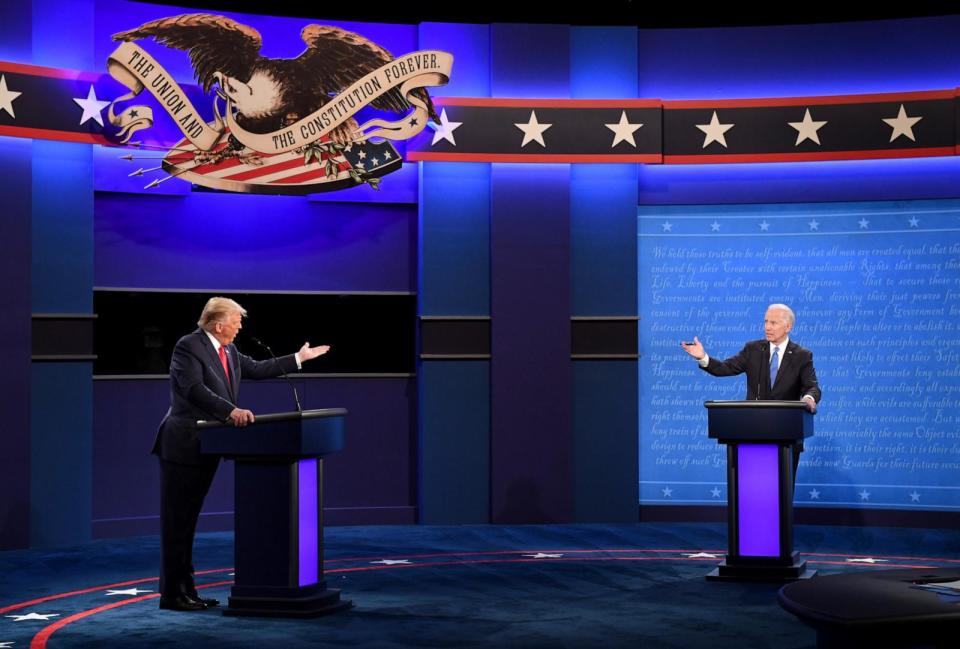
[680,336,706,360]
[298,342,330,362]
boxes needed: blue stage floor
[2,523,959,648]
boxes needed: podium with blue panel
[704,401,815,582]
[199,408,352,617]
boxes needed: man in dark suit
[681,304,820,482]
[680,303,820,409]
[154,297,329,611]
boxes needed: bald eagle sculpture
[113,14,439,143]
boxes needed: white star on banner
[808,219,820,231]
[695,111,734,148]
[908,217,920,228]
[858,489,871,501]
[6,613,60,622]
[106,588,152,596]
[371,157,380,166]
[759,220,770,231]
[788,108,827,146]
[370,559,411,565]
[383,151,392,160]
[523,553,564,559]
[858,218,870,229]
[809,489,821,499]
[882,104,922,142]
[357,149,366,159]
[72,85,110,127]
[0,75,22,118]
[515,111,552,148]
[605,111,643,147]
[684,552,720,559]
[846,557,888,564]
[710,487,722,498]
[661,221,673,232]
[910,491,921,502]
[355,161,365,170]
[428,108,462,146]
[662,486,673,497]
[710,222,720,232]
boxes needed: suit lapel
[759,341,771,397]
[224,345,238,401]
[198,330,233,399]
[773,341,796,390]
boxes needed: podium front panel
[737,444,780,556]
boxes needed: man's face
[763,308,792,345]
[213,311,242,346]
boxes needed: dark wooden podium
[199,408,352,617]
[705,400,815,582]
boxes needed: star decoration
[710,487,722,498]
[882,105,922,142]
[846,557,888,564]
[858,218,870,229]
[515,111,552,148]
[523,553,564,559]
[710,221,721,232]
[910,491,921,502]
[662,486,673,498]
[695,111,734,148]
[661,221,673,232]
[371,157,380,166]
[409,117,418,127]
[759,220,770,231]
[605,111,643,148]
[383,151,392,160]
[808,219,820,231]
[128,109,139,118]
[370,559,411,565]
[908,217,920,227]
[72,85,110,127]
[788,108,827,146]
[358,150,367,159]
[355,161,366,170]
[6,612,60,622]
[428,108,463,146]
[0,75,23,118]
[684,552,720,559]
[858,489,871,501]
[809,489,821,500]
[106,588,152,596]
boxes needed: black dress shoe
[192,594,220,607]
[159,595,207,611]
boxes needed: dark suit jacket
[153,329,299,465]
[701,339,821,403]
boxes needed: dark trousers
[159,457,219,597]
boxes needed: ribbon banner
[106,41,453,154]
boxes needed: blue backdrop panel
[419,162,491,316]
[490,163,572,523]
[30,363,92,546]
[93,376,415,536]
[94,193,417,292]
[419,362,490,523]
[638,199,960,511]
[0,136,33,550]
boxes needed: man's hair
[197,297,247,332]
[767,303,795,325]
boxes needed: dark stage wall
[3,2,960,549]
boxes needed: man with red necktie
[153,297,329,611]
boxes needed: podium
[198,408,352,617]
[704,400,815,582]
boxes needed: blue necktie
[770,345,780,387]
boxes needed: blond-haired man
[154,297,329,611]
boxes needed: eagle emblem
[106,14,452,194]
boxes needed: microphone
[250,336,302,413]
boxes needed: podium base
[707,557,816,582]
[223,587,353,618]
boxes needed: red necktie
[218,345,231,387]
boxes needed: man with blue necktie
[680,303,820,411]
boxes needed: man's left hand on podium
[802,395,817,413]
